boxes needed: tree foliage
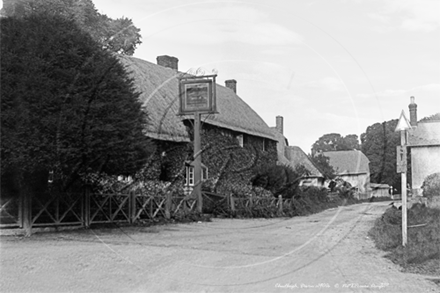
[419,113,440,123]
[1,0,141,55]
[360,120,401,190]
[312,133,360,153]
[421,173,440,198]
[309,153,336,180]
[343,134,361,150]
[1,14,151,195]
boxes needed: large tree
[312,133,360,153]
[1,14,151,196]
[1,0,141,55]
[360,120,401,191]
[341,134,361,150]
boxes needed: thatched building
[322,150,370,194]
[270,116,325,187]
[119,55,278,193]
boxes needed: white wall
[411,146,440,196]
[338,173,370,193]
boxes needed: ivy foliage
[1,14,152,195]
[198,127,277,195]
[141,124,278,196]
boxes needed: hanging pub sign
[178,75,217,115]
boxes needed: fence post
[84,186,91,228]
[18,193,23,229]
[278,195,283,214]
[230,194,235,212]
[165,191,171,220]
[249,194,253,208]
[22,192,32,236]
[130,191,136,224]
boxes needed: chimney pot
[225,79,237,93]
[409,96,417,127]
[276,116,284,135]
[157,55,178,71]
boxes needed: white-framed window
[186,166,194,186]
[117,175,133,183]
[185,163,208,186]
[236,134,244,147]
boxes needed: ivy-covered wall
[140,122,278,196]
[139,140,190,183]
[198,125,277,195]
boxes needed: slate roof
[323,150,370,175]
[408,119,440,147]
[285,146,324,177]
[119,56,276,142]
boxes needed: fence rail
[1,189,309,231]
[0,189,205,230]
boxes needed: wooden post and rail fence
[1,188,297,233]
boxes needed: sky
[92,0,439,153]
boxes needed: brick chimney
[276,116,283,135]
[156,55,178,71]
[409,96,417,127]
[225,79,237,94]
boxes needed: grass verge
[368,203,440,277]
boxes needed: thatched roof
[323,150,370,175]
[270,127,290,164]
[285,146,324,178]
[268,127,323,178]
[119,56,276,142]
[408,119,440,147]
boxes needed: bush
[421,172,440,198]
[252,164,308,198]
[368,207,402,250]
[369,204,440,273]
[302,186,329,201]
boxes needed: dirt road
[1,201,438,293]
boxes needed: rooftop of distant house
[323,150,370,175]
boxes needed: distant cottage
[270,116,325,187]
[285,146,325,187]
[323,150,370,195]
[407,97,440,197]
[119,55,278,193]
